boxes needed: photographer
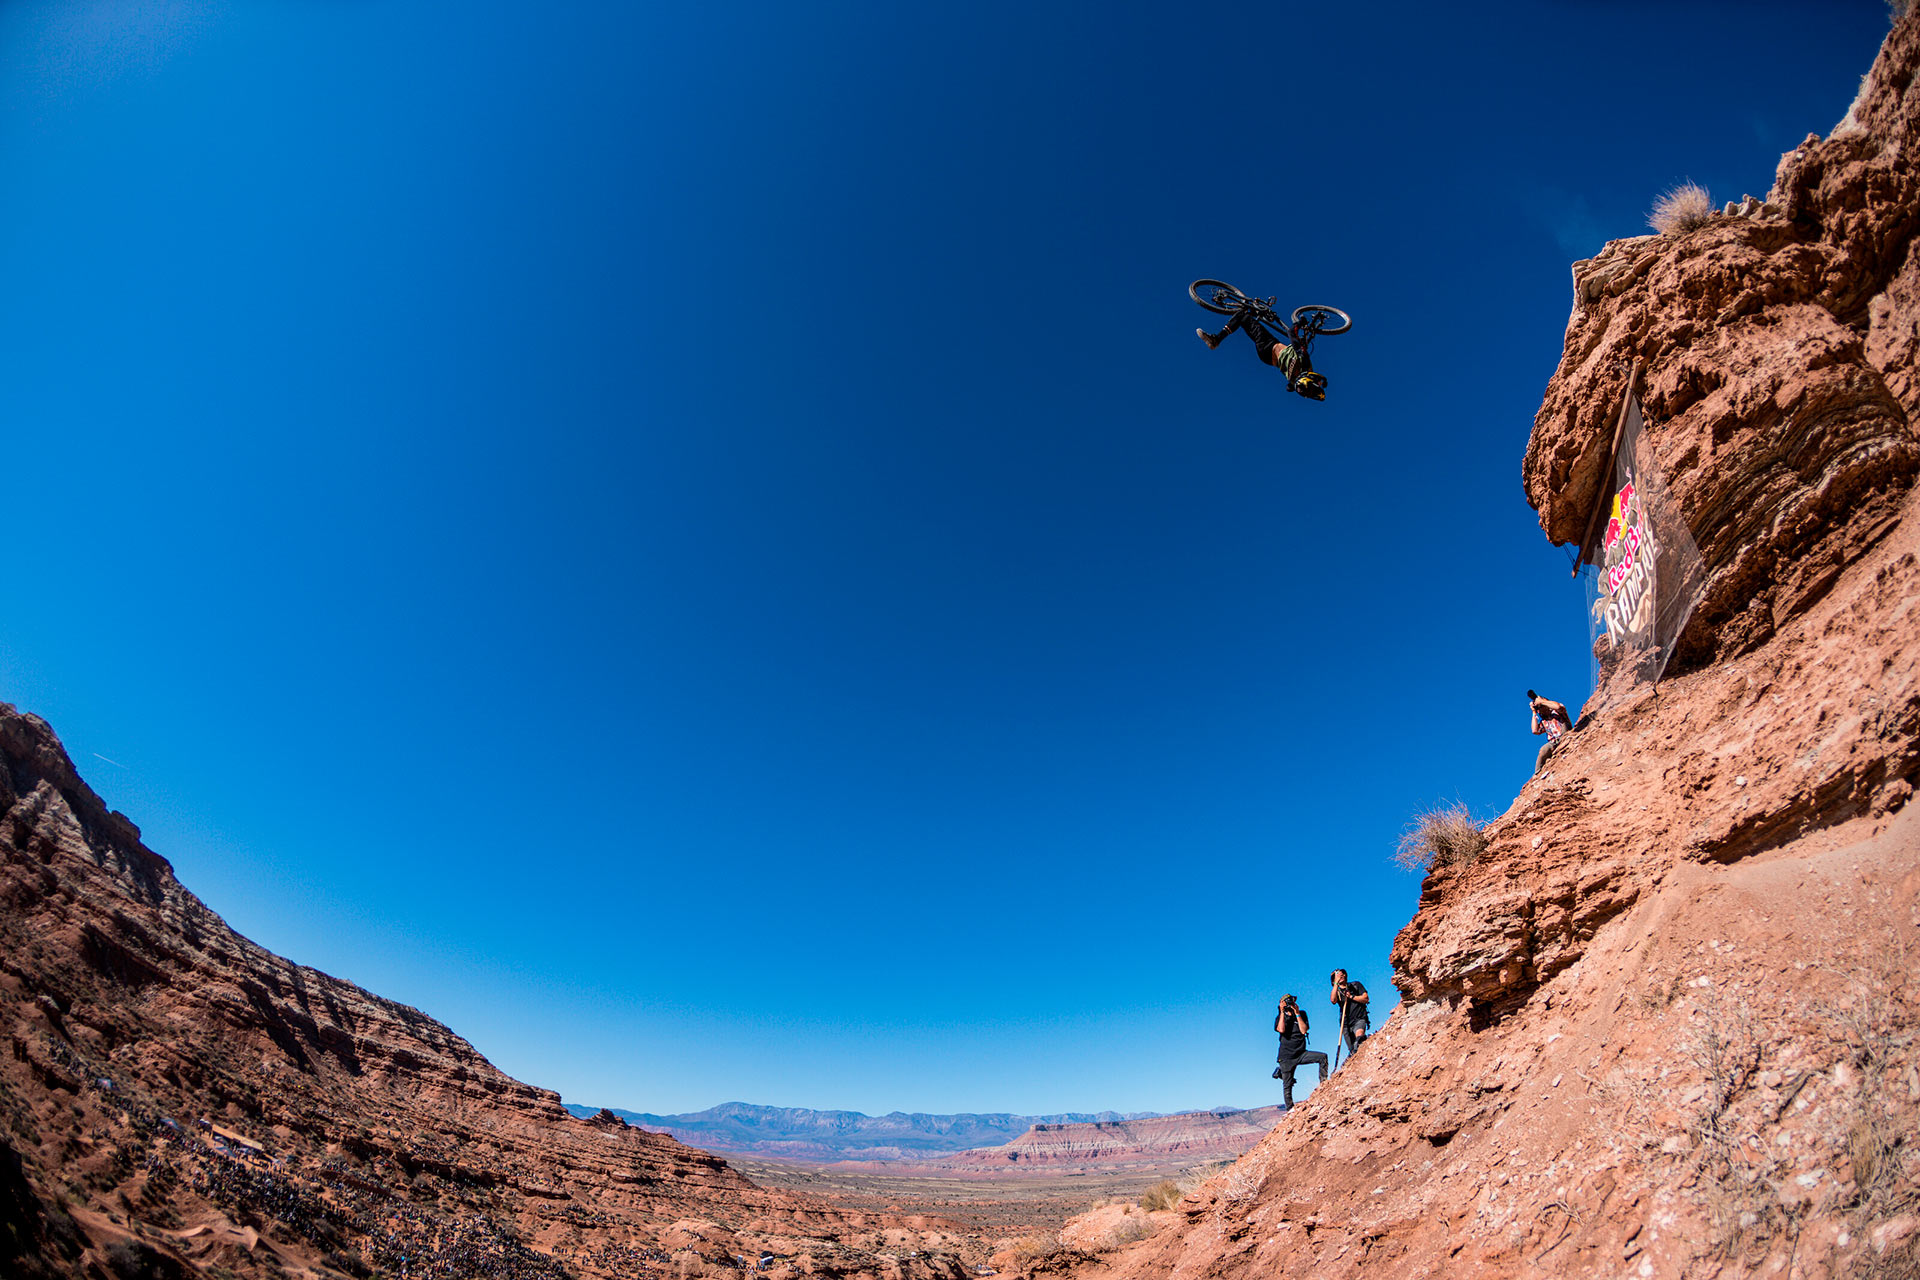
[1329,969,1371,1058]
[1529,689,1573,773]
[1270,994,1328,1109]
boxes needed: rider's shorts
[1270,342,1308,377]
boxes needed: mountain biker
[1198,309,1328,400]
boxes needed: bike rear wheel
[1291,304,1351,336]
[1191,279,1250,315]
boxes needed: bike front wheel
[1291,304,1351,336]
[1191,279,1250,315]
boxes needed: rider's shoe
[1196,327,1221,350]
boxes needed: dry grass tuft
[1393,801,1489,872]
[1219,1163,1262,1204]
[1649,182,1714,235]
[1075,1211,1154,1252]
[1818,959,1919,1228]
[1138,1180,1182,1212]
[1601,945,1919,1272]
[1009,1233,1060,1263]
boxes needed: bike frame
[1233,295,1324,359]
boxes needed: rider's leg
[1197,311,1245,350]
[1240,316,1282,366]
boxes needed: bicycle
[1189,279,1350,394]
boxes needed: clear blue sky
[0,0,1889,1117]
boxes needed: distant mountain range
[561,1100,1166,1162]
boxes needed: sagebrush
[1649,182,1714,235]
[1393,801,1488,871]
[1009,1234,1060,1263]
[1139,1180,1181,1211]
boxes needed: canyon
[565,1103,1277,1175]
[0,702,992,1280]
[0,708,1264,1280]
[559,1103,1165,1165]
[6,13,1919,1280]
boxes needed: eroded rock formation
[1041,11,1920,1280]
[941,1110,1285,1173]
[1525,14,1920,666]
[0,707,972,1280]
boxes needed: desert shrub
[1393,801,1488,871]
[1138,1180,1181,1211]
[1649,182,1714,235]
[1009,1234,1060,1263]
[1819,967,1918,1227]
[1085,1214,1153,1251]
[1219,1163,1262,1203]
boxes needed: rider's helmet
[1295,372,1327,401]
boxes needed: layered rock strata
[942,1109,1285,1172]
[1524,15,1920,665]
[1042,12,1920,1280]
[0,706,971,1280]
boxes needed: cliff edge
[1042,12,1920,1280]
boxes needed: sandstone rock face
[1036,13,1920,1280]
[1525,12,1920,665]
[0,707,970,1280]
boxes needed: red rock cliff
[1041,12,1920,1280]
[0,706,972,1280]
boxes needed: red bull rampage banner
[1584,395,1703,699]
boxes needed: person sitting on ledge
[1529,689,1573,773]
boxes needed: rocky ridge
[1037,12,1920,1280]
[939,1109,1285,1173]
[0,706,976,1280]
[781,1109,1285,1179]
[563,1103,1161,1164]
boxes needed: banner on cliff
[1580,394,1703,698]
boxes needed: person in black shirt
[1270,994,1328,1109]
[1329,969,1371,1058]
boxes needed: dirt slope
[0,707,976,1280]
[1038,12,1920,1280]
